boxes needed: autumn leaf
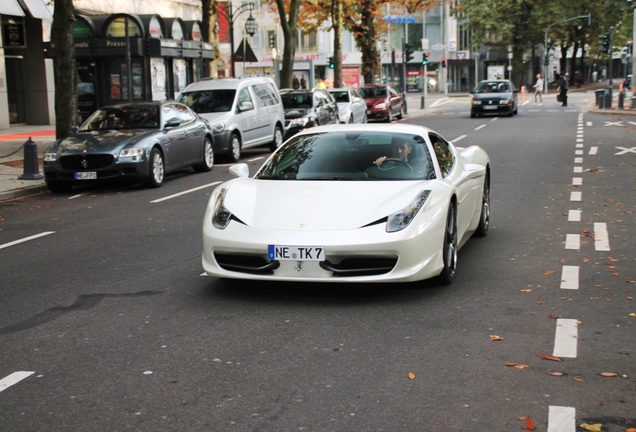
[599,372,618,377]
[537,354,563,362]
[630,313,636,317]
[548,371,564,376]
[521,416,536,430]
[490,335,504,341]
[408,372,416,380]
[573,377,584,382]
[515,364,530,369]
[543,270,558,275]
[579,423,602,432]
[548,314,562,319]
[520,289,532,293]
[625,428,636,432]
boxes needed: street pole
[219,2,255,78]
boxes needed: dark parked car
[470,80,519,118]
[43,101,214,193]
[280,89,339,140]
[358,84,404,122]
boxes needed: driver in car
[374,137,412,167]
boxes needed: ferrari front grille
[214,253,280,275]
[320,258,397,277]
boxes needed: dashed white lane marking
[572,177,582,186]
[589,146,598,155]
[451,134,467,143]
[570,191,582,201]
[574,157,583,163]
[629,121,636,126]
[573,166,583,173]
[576,143,583,149]
[0,231,55,251]
[474,124,486,131]
[575,150,583,155]
[548,405,576,432]
[565,234,580,250]
[247,156,266,162]
[560,266,579,290]
[586,121,592,126]
[576,138,583,143]
[553,319,578,358]
[0,371,35,393]
[594,222,610,251]
[568,209,581,221]
[150,181,221,203]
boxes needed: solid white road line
[565,234,580,250]
[0,231,55,251]
[548,406,576,432]
[0,371,35,393]
[560,266,579,290]
[553,318,578,358]
[570,191,582,202]
[568,209,581,221]
[594,222,610,251]
[150,181,221,203]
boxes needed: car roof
[181,76,276,92]
[292,122,438,138]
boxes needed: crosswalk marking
[548,406,576,432]
[594,222,610,251]
[560,266,579,289]
[553,319,578,358]
[0,371,35,393]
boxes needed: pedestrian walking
[533,73,543,104]
[557,72,568,107]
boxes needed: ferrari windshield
[255,131,435,181]
[80,105,160,131]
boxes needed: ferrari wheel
[474,173,490,237]
[437,203,458,285]
[145,148,164,188]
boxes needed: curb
[0,183,48,202]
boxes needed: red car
[358,84,404,122]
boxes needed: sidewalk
[0,125,55,201]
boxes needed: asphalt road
[1,92,634,431]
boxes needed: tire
[386,109,393,123]
[436,203,458,285]
[269,125,284,152]
[473,173,490,237]
[470,112,476,118]
[349,114,354,124]
[397,105,404,120]
[46,181,72,193]
[145,148,164,188]
[193,138,214,172]
[227,133,241,163]
[363,112,368,123]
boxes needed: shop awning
[0,0,25,17]
[18,0,52,21]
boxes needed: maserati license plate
[75,172,97,180]
[268,245,324,261]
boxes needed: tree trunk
[51,0,77,139]
[275,0,300,89]
[358,0,378,86]
[332,0,343,88]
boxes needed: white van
[177,76,285,162]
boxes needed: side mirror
[229,163,249,178]
[238,101,254,112]
[165,117,181,128]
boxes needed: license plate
[268,245,324,261]
[75,172,97,180]
[483,106,497,110]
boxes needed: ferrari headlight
[472,100,482,106]
[212,122,226,133]
[386,190,431,233]
[212,188,232,229]
[44,152,57,162]
[119,148,144,161]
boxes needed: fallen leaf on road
[544,270,558,275]
[537,354,563,362]
[579,423,602,432]
[625,428,636,432]
[629,313,636,317]
[520,289,532,293]
[521,416,536,430]
[408,372,416,380]
[548,371,564,376]
[515,364,529,369]
[490,335,504,341]
[549,314,562,319]
[574,377,584,382]
[600,372,618,377]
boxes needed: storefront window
[108,58,144,102]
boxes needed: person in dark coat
[557,72,569,107]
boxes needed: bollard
[520,85,525,101]
[402,92,408,115]
[420,94,426,110]
[18,137,44,180]
[617,90,624,110]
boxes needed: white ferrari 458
[202,123,490,284]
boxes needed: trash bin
[595,89,606,108]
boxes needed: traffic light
[328,56,335,69]
[544,54,549,66]
[268,33,276,48]
[441,56,446,68]
[422,53,428,66]
[599,33,610,54]
[404,43,414,63]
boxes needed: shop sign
[2,22,26,48]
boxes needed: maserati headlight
[44,152,57,162]
[119,148,144,160]
[386,190,431,233]
[290,117,311,126]
[212,188,232,229]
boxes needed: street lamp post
[544,13,591,94]
[217,1,255,77]
[242,13,258,75]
